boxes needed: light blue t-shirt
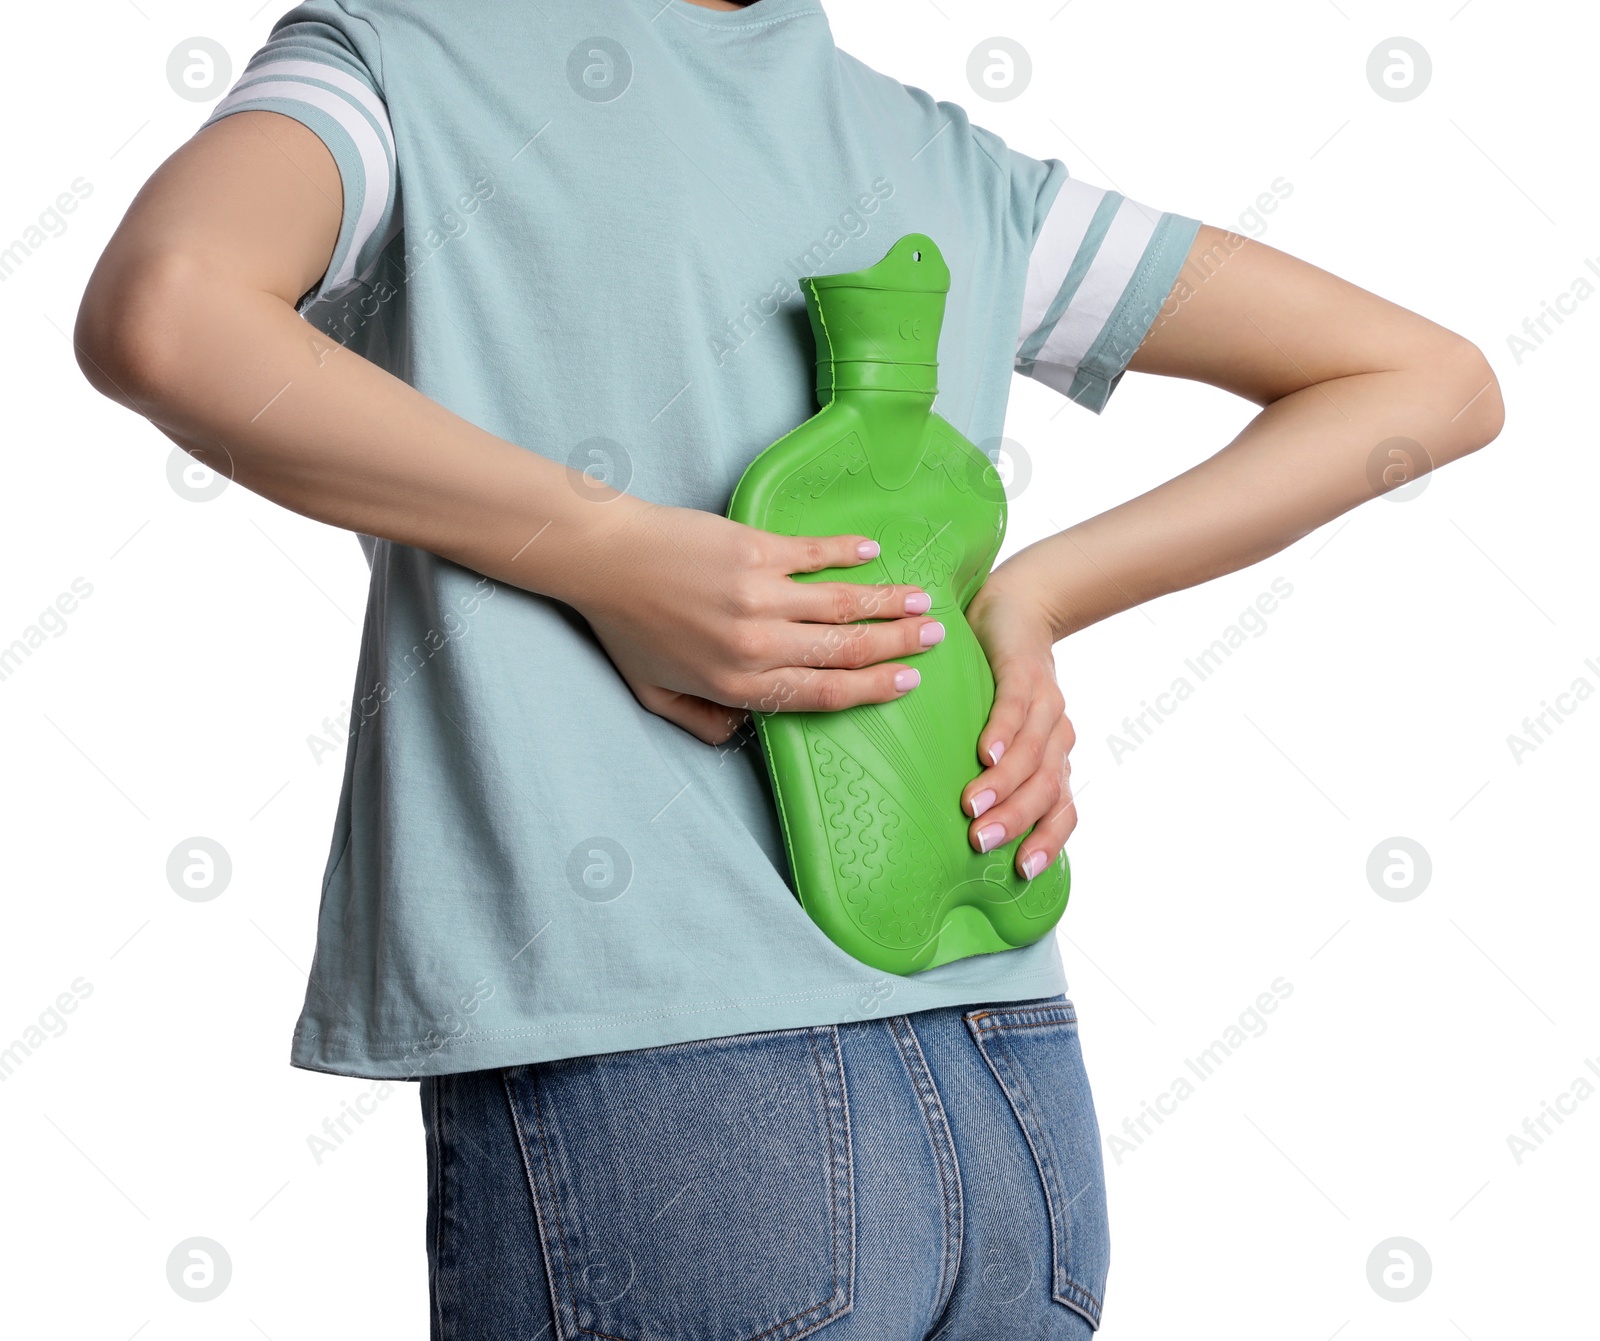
[203,0,1201,1079]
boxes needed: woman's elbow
[1429,333,1505,461]
[74,247,206,412]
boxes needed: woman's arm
[987,226,1504,638]
[74,110,943,744]
[960,226,1504,877]
[79,115,1503,882]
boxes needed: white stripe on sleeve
[208,74,392,293]
[1032,197,1158,377]
[233,58,394,162]
[1016,177,1102,359]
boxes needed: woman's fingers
[785,578,932,623]
[969,665,1032,783]
[959,661,1077,877]
[586,515,952,738]
[737,532,942,675]
[776,531,883,574]
[969,722,1076,872]
[1013,763,1078,879]
[632,681,749,745]
[966,716,1058,852]
[746,661,923,714]
[770,608,945,673]
[962,665,1061,816]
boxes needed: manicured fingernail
[1021,850,1048,880]
[988,741,1005,766]
[976,823,1006,853]
[857,540,880,559]
[968,788,997,819]
[894,668,921,692]
[904,591,932,615]
[920,621,945,647]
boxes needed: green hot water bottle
[727,233,1071,976]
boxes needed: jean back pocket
[964,999,1110,1329]
[502,1023,854,1341]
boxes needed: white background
[2,1,1595,1337]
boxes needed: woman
[75,0,1502,1335]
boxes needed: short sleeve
[200,2,398,317]
[1015,175,1200,414]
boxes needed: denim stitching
[609,1029,846,1341]
[821,1024,857,1319]
[427,1077,446,1341]
[806,1027,842,1321]
[969,1017,1078,1034]
[886,1014,965,1335]
[990,1039,1103,1325]
[886,1018,956,1322]
[890,1017,963,1326]
[971,1034,1068,1293]
[506,1041,853,1341]
[499,1072,568,1341]
[964,1003,1076,1031]
[964,1014,1104,1329]
[501,1067,581,1341]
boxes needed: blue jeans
[420,994,1110,1340]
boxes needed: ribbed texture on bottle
[802,276,945,405]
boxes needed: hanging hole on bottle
[912,250,921,261]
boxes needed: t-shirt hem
[287,964,1072,1080]
[1067,210,1203,414]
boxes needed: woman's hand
[573,496,945,745]
[961,568,1078,880]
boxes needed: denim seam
[886,1014,965,1334]
[428,1078,447,1341]
[502,1043,853,1341]
[969,1015,1078,1033]
[500,1069,582,1341]
[577,1030,843,1341]
[826,1024,858,1320]
[970,1036,1069,1296]
[801,1024,855,1334]
[890,1018,964,1324]
[807,1028,843,1323]
[966,1004,1077,1031]
[965,1019,1105,1329]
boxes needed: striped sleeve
[1015,177,1200,413]
[200,6,398,316]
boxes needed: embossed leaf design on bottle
[728,234,1071,975]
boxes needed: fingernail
[894,668,921,692]
[975,822,1006,853]
[988,741,1005,766]
[856,540,880,559]
[968,788,996,819]
[920,621,945,647]
[1021,850,1048,880]
[904,591,932,615]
